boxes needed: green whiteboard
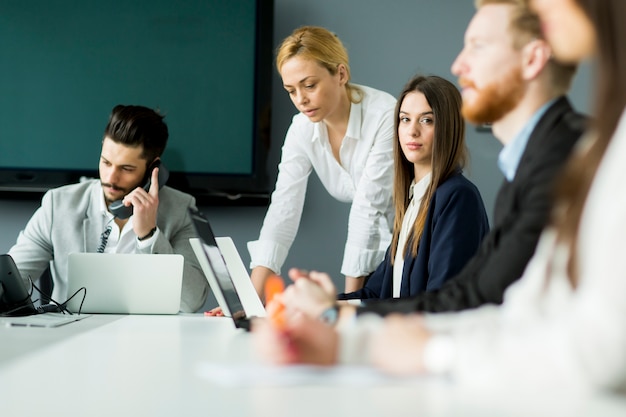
[0,0,263,179]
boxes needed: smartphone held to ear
[109,160,169,219]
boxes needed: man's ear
[521,39,551,81]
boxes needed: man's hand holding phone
[126,166,160,240]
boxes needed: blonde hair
[275,26,362,103]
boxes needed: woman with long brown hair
[338,75,489,300]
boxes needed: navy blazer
[338,171,489,300]
[359,97,586,315]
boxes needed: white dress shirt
[97,190,156,254]
[341,110,626,391]
[393,173,431,297]
[248,85,396,277]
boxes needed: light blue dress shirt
[497,100,556,181]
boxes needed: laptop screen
[188,208,247,322]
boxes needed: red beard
[459,66,526,125]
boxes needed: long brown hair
[390,75,467,262]
[552,0,626,285]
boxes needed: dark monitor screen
[188,208,247,323]
[0,0,273,205]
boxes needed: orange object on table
[264,275,286,329]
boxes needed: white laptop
[214,237,266,318]
[187,208,266,330]
[66,253,184,314]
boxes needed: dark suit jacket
[358,97,586,315]
[338,171,489,300]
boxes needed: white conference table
[1,314,626,417]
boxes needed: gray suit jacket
[8,179,209,312]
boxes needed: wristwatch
[319,305,339,326]
[138,226,157,241]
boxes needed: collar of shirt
[97,184,137,253]
[497,99,555,182]
[311,100,363,143]
[98,186,114,221]
[408,172,432,201]
[393,172,431,298]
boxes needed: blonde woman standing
[247,26,396,298]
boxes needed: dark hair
[390,75,467,261]
[552,0,626,285]
[103,105,168,163]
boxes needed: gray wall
[0,0,592,310]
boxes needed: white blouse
[248,85,396,277]
[393,173,431,297]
